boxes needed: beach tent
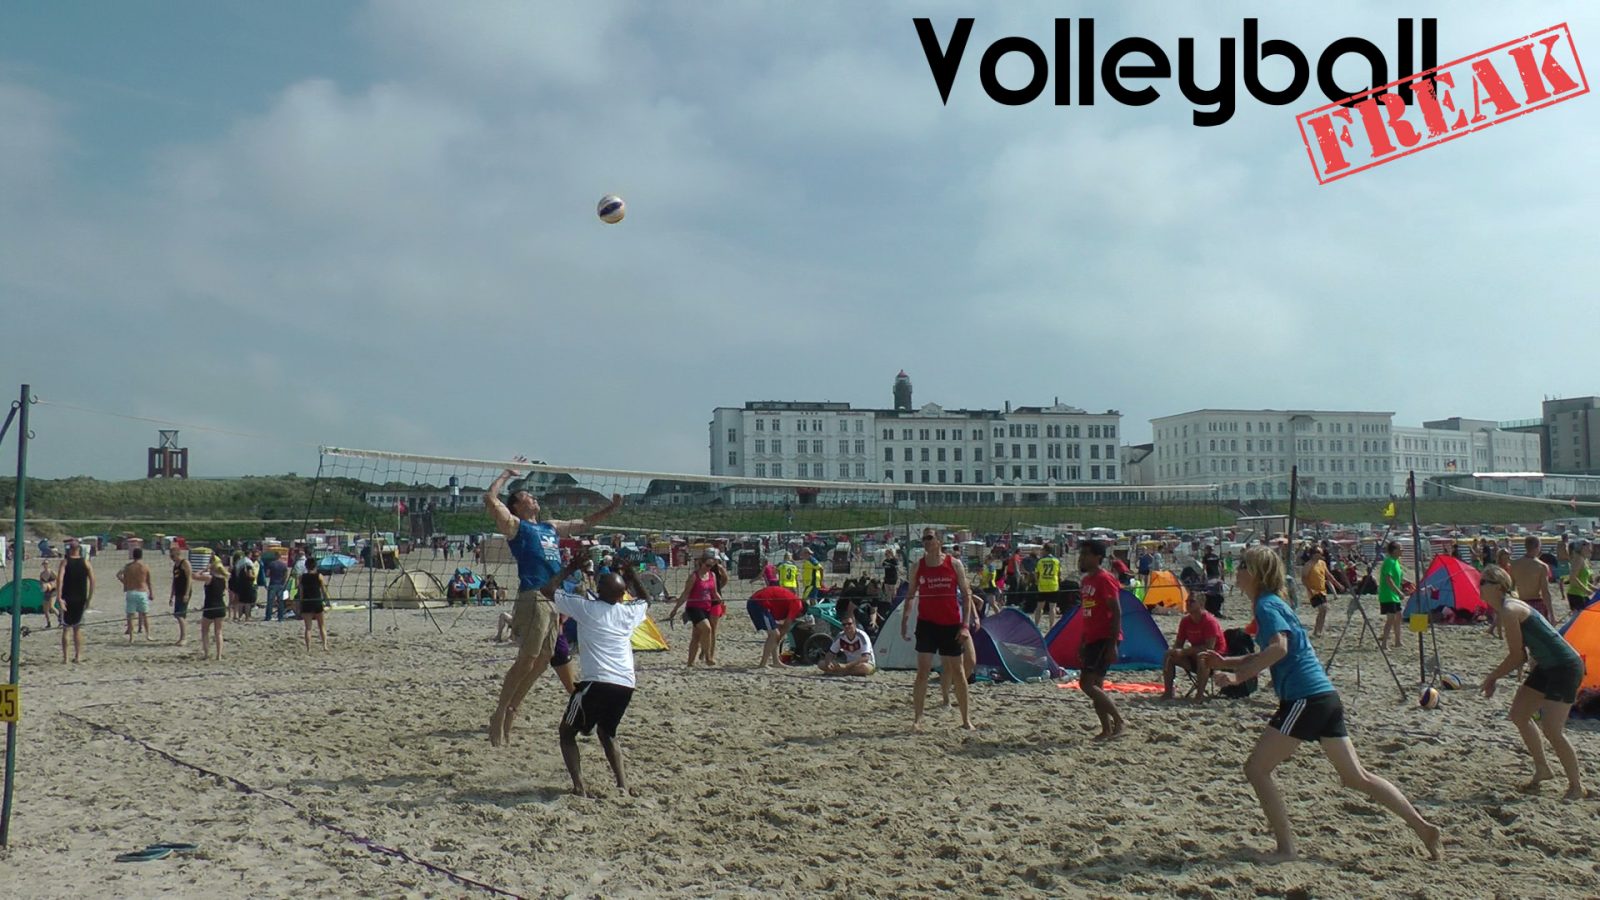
[631,616,670,652]
[1142,570,1188,610]
[0,579,45,615]
[378,570,446,608]
[318,554,359,575]
[1045,589,1169,670]
[1403,555,1487,619]
[973,608,1060,682]
[1559,604,1600,694]
[873,603,1058,681]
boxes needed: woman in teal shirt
[1206,546,1441,862]
[1480,564,1588,801]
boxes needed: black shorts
[201,606,226,620]
[1566,594,1590,616]
[684,606,712,625]
[62,598,87,627]
[914,619,963,657]
[1379,601,1402,615]
[1310,593,1327,608]
[172,601,189,618]
[300,600,325,616]
[1268,691,1348,741]
[1079,639,1115,680]
[562,681,634,738]
[1524,663,1584,705]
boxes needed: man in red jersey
[1077,539,1125,739]
[901,528,978,731]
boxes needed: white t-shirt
[554,589,648,688]
[828,629,875,664]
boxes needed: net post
[3,384,33,847]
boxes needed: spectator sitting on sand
[818,614,876,676]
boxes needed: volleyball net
[302,445,1236,548]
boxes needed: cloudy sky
[3,1,1595,480]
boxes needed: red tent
[1403,554,1487,619]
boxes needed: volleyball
[1439,673,1463,690]
[597,194,626,224]
[1419,686,1441,709]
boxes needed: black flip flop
[148,842,198,852]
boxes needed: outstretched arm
[485,467,523,540]
[550,494,624,538]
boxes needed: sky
[2,1,1596,479]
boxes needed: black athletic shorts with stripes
[561,681,634,739]
[1267,691,1348,741]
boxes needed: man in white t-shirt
[553,569,649,797]
[818,614,876,676]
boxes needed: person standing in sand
[58,543,93,663]
[1477,564,1588,801]
[485,462,623,747]
[1204,546,1442,863]
[169,546,194,646]
[664,551,721,667]
[194,554,229,660]
[1303,547,1332,638]
[117,547,154,643]
[39,560,59,629]
[299,557,329,651]
[1562,539,1592,617]
[555,567,650,797]
[1510,536,1555,623]
[1075,540,1124,739]
[1376,542,1406,650]
[901,529,977,732]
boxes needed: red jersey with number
[915,555,963,626]
[1080,569,1124,643]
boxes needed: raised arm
[550,494,625,539]
[484,467,522,540]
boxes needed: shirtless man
[1510,536,1555,622]
[117,548,155,643]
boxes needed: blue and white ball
[597,194,626,224]
[1439,673,1463,690]
[1419,686,1441,709]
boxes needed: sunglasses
[922,535,938,542]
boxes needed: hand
[1199,649,1224,668]
[1481,678,1496,699]
[901,630,909,642]
[1212,670,1239,690]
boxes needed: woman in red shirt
[900,529,978,731]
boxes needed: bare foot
[1250,847,1297,864]
[488,711,506,747]
[174,639,186,647]
[1519,767,1554,793]
[1563,785,1590,802]
[1418,821,1443,860]
[961,720,978,731]
[911,719,925,733]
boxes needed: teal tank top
[1520,607,1581,669]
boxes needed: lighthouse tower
[892,370,912,411]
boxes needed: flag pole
[2,384,34,847]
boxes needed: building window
[1012,444,1021,458]
[840,440,849,455]
[973,469,983,483]
[728,451,737,466]
[855,440,864,454]
[1028,465,1038,480]
[854,463,865,478]
[797,463,807,478]
[1012,465,1023,480]
[755,419,764,432]
[755,463,766,477]
[902,429,912,440]
[937,447,946,462]
[904,471,913,484]
[954,448,962,462]
[727,428,736,443]
[772,464,783,478]
[954,470,964,484]
[1027,445,1038,459]
[884,447,893,462]
[855,420,863,433]
[954,429,964,440]
[882,428,893,440]
[1091,465,1101,480]
[1026,424,1038,438]
[812,440,822,454]
[772,419,780,431]
[839,463,849,478]
[1106,465,1116,480]
[920,470,930,484]
[937,470,947,483]
[974,447,984,462]
[920,448,930,462]
[937,429,947,441]
[885,469,894,481]
[772,440,781,454]
[903,448,913,462]
[919,429,930,441]
[1091,445,1101,459]
[756,439,766,453]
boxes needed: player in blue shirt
[485,459,622,748]
[1205,546,1441,863]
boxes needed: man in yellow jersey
[1034,543,1062,628]
[799,546,826,600]
[776,553,800,593]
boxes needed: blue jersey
[509,520,562,592]
[1253,592,1334,701]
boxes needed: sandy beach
[2,549,1598,899]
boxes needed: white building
[1150,409,1396,500]
[709,372,1124,490]
[1421,417,1543,474]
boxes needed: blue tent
[317,554,359,574]
[973,608,1062,682]
[1044,588,1168,670]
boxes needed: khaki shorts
[510,589,558,659]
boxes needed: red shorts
[711,601,727,619]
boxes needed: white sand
[3,550,1598,898]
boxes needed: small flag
[1382,501,1396,519]
[396,500,407,515]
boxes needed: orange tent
[1143,570,1188,610]
[1559,603,1600,693]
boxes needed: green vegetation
[0,474,1572,545]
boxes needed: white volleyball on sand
[1419,686,1441,709]
[597,194,626,224]
[1439,673,1463,690]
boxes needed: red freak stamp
[1297,23,1589,184]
